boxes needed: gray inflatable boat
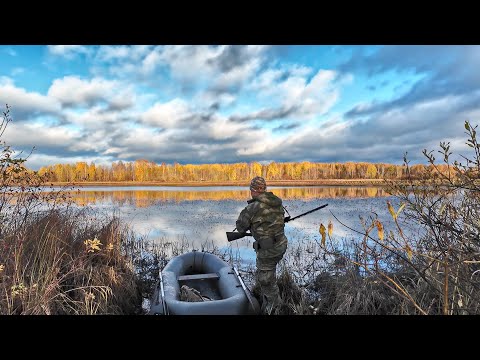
[149,251,260,315]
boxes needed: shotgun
[226,203,328,242]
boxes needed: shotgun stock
[226,231,252,242]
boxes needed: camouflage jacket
[236,192,286,245]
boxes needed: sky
[1,45,479,170]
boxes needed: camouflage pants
[255,236,288,314]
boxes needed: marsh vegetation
[1,103,479,315]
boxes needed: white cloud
[92,46,159,78]
[236,137,278,156]
[69,132,110,152]
[158,45,224,81]
[350,102,373,114]
[102,147,124,155]
[0,78,61,117]
[249,69,284,91]
[61,107,135,154]
[192,91,236,109]
[141,47,164,75]
[48,76,132,108]
[96,45,154,62]
[250,65,313,92]
[97,45,137,62]
[414,95,462,111]
[235,68,342,122]
[91,46,271,100]
[141,99,191,128]
[47,45,91,59]
[297,70,339,116]
[208,116,250,140]
[159,45,268,90]
[213,57,261,91]
[287,116,348,146]
[5,122,79,148]
[111,126,175,160]
[245,45,269,56]
[288,65,313,78]
[0,76,14,86]
[270,91,480,164]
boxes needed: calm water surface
[61,186,410,263]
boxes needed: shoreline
[46,179,389,187]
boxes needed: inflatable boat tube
[149,251,260,315]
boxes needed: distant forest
[35,160,449,182]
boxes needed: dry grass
[0,208,143,314]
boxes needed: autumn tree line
[34,160,453,183]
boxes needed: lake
[62,185,407,264]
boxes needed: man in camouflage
[235,176,288,315]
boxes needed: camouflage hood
[254,191,282,207]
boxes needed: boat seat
[178,273,220,281]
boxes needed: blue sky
[1,45,478,170]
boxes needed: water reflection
[67,186,392,207]
[53,186,404,264]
